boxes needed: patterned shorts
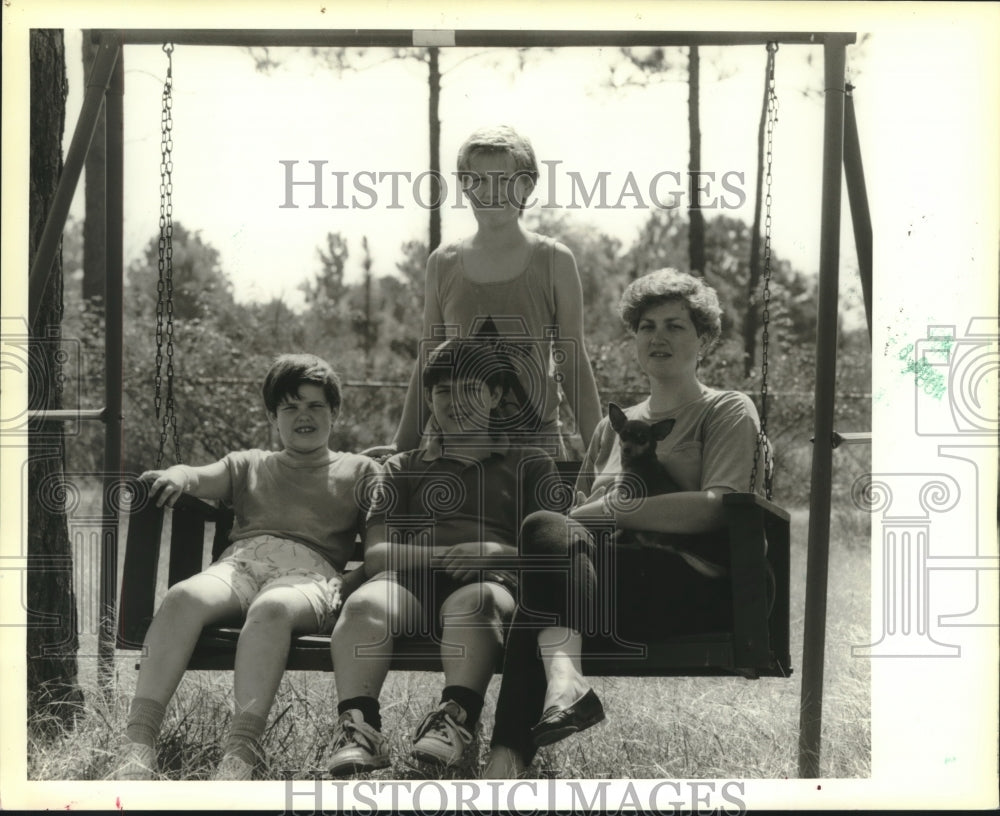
[202,535,341,633]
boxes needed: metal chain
[750,42,778,500]
[155,43,182,466]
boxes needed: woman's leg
[485,510,598,773]
[484,606,547,777]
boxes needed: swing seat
[117,462,791,678]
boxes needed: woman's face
[633,299,707,380]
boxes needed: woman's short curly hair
[619,268,723,347]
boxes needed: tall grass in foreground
[28,504,870,780]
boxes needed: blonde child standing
[113,354,378,780]
[372,125,602,459]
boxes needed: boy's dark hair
[262,353,342,414]
[421,338,510,392]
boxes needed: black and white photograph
[2,1,997,811]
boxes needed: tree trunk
[744,58,771,378]
[687,46,706,276]
[28,29,84,734]
[428,47,442,252]
[81,30,107,305]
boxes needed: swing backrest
[117,462,792,678]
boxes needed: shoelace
[414,708,472,747]
[332,717,377,752]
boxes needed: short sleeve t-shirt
[366,440,561,548]
[576,389,764,502]
[221,448,379,570]
[575,390,765,578]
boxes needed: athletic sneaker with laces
[408,700,478,769]
[327,709,390,777]
[110,741,158,780]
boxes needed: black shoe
[530,688,606,748]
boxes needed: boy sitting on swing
[114,353,379,781]
[326,337,563,776]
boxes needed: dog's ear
[608,402,627,432]
[651,418,676,441]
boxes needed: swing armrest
[118,479,231,649]
[723,492,792,676]
[721,491,791,521]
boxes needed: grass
[27,481,870,781]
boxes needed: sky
[62,34,862,312]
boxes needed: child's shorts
[375,567,517,643]
[203,535,342,633]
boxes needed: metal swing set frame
[27,28,873,778]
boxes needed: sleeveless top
[429,232,563,442]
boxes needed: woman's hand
[569,486,613,521]
[139,466,190,508]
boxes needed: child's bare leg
[117,572,241,778]
[439,583,515,696]
[135,573,243,707]
[233,584,320,718]
[217,584,320,775]
[326,578,421,775]
[408,583,515,768]
[331,577,421,706]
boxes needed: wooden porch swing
[116,39,792,680]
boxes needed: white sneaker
[408,700,477,769]
[213,752,256,781]
[110,741,157,780]
[327,710,390,777]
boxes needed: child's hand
[440,541,510,582]
[139,467,189,508]
[326,575,344,615]
[337,567,368,604]
[360,444,398,464]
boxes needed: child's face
[427,376,503,437]
[462,151,533,224]
[268,383,336,454]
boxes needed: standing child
[326,338,564,776]
[113,354,378,781]
[371,125,602,459]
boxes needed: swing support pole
[97,36,125,689]
[798,36,850,778]
[843,86,874,340]
[28,33,120,329]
